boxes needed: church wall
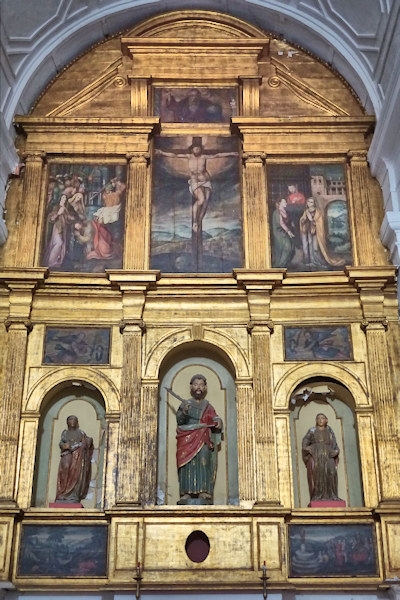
[0,10,399,597]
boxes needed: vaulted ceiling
[1,0,399,265]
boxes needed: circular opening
[185,530,210,563]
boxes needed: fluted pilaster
[234,271,285,505]
[236,381,256,502]
[116,319,144,505]
[124,153,151,269]
[129,77,150,116]
[15,152,46,267]
[250,321,280,504]
[107,270,159,505]
[241,77,261,117]
[347,151,383,266]
[0,269,46,504]
[347,266,400,504]
[140,381,159,506]
[242,153,269,269]
[362,318,400,502]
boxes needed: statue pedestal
[49,502,83,508]
[177,497,212,506]
[308,499,346,507]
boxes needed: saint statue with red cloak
[55,415,93,505]
[176,374,223,505]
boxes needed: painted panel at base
[17,525,108,577]
[288,524,378,577]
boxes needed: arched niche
[157,343,239,506]
[32,381,106,508]
[289,378,363,508]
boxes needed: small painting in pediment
[268,164,352,272]
[41,163,126,273]
[154,87,238,123]
[151,135,242,273]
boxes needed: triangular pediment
[30,10,363,119]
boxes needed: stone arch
[273,361,369,409]
[144,326,251,380]
[25,366,120,414]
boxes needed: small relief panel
[268,164,352,271]
[288,523,378,578]
[17,524,108,577]
[43,327,111,365]
[153,87,238,123]
[151,135,242,273]
[41,163,126,272]
[284,326,352,361]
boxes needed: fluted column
[128,77,150,116]
[0,269,46,504]
[348,266,400,504]
[15,152,46,267]
[103,413,120,510]
[117,319,144,505]
[242,153,269,269]
[107,271,159,505]
[249,320,280,504]
[347,151,387,266]
[361,317,400,502]
[140,380,159,506]
[234,270,285,505]
[236,380,256,502]
[124,153,151,269]
[241,77,261,116]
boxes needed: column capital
[22,150,47,163]
[126,152,150,164]
[242,152,266,164]
[247,320,274,333]
[347,149,368,163]
[4,318,32,332]
[119,319,146,334]
[361,317,388,332]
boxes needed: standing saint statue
[302,413,342,503]
[55,415,93,504]
[175,374,223,505]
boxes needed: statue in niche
[172,374,223,505]
[302,413,342,503]
[55,415,93,504]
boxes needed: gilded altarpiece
[0,9,399,596]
